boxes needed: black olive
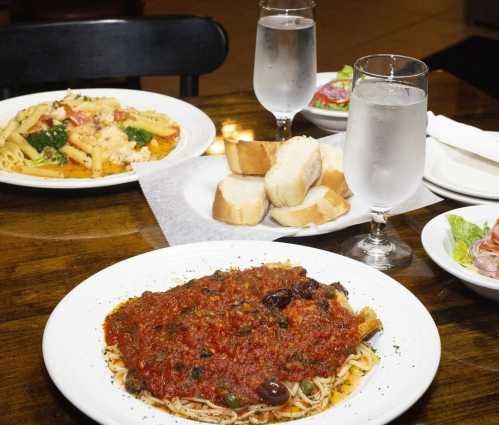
[262,288,292,309]
[256,380,289,405]
[223,392,241,408]
[292,278,320,299]
[191,366,203,380]
[125,369,145,395]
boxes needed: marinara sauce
[104,266,362,406]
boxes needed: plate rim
[0,88,215,189]
[421,205,499,290]
[42,240,441,425]
[423,179,498,205]
[424,133,499,200]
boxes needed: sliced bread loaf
[264,136,321,207]
[270,185,350,227]
[212,174,269,225]
[315,144,351,198]
[224,139,282,176]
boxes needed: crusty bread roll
[270,185,350,227]
[224,139,282,176]
[212,174,269,225]
[264,136,322,207]
[315,144,351,198]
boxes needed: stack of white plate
[424,135,499,205]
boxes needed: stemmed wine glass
[342,54,429,270]
[253,0,317,140]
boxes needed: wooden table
[1,71,498,425]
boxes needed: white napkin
[134,134,442,246]
[427,111,499,163]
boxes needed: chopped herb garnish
[123,126,153,147]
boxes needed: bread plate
[301,72,349,133]
[421,205,499,301]
[0,88,215,189]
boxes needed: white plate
[423,179,499,205]
[424,134,499,200]
[421,205,499,301]
[0,89,215,189]
[43,240,441,425]
[301,72,349,133]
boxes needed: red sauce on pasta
[104,266,362,406]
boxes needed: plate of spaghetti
[0,88,215,188]
[43,241,441,425]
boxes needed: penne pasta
[92,146,103,177]
[69,133,95,154]
[16,104,49,134]
[60,145,93,169]
[0,119,20,147]
[9,133,41,160]
[122,118,177,137]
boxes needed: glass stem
[367,208,390,246]
[275,115,293,141]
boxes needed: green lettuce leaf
[447,214,490,266]
[337,65,353,80]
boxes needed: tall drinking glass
[253,0,317,140]
[342,54,428,270]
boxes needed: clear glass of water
[253,0,317,140]
[342,54,429,270]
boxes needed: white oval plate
[421,205,499,301]
[423,179,499,205]
[0,89,215,189]
[301,72,349,133]
[43,240,440,425]
[424,134,499,200]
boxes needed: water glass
[342,54,429,270]
[253,0,317,140]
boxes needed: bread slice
[270,185,350,227]
[212,174,269,225]
[224,139,282,175]
[265,136,322,207]
[315,144,351,198]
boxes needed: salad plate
[421,205,499,301]
[301,68,351,133]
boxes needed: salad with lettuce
[309,65,353,112]
[448,214,499,278]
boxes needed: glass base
[341,234,412,271]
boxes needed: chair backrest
[0,16,229,98]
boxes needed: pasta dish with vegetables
[104,265,382,424]
[0,91,179,178]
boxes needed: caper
[256,380,289,405]
[238,324,253,335]
[262,288,292,309]
[191,366,203,380]
[299,379,315,396]
[223,392,241,408]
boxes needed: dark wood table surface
[1,71,498,425]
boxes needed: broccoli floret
[24,146,67,167]
[123,126,153,147]
[27,124,67,152]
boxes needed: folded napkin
[134,134,442,246]
[427,111,499,163]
